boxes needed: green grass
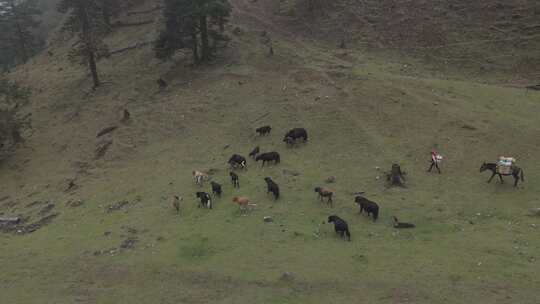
[1,0,540,303]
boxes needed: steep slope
[1,0,540,303]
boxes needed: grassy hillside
[1,0,539,303]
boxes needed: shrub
[0,75,31,155]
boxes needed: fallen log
[97,126,118,138]
[0,217,21,224]
[112,20,154,28]
[127,6,162,16]
[95,140,113,159]
[525,84,540,91]
[108,41,153,56]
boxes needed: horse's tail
[520,169,525,182]
[345,228,351,241]
[373,208,379,221]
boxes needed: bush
[0,75,31,154]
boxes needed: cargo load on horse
[497,156,515,175]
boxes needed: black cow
[228,154,247,169]
[255,152,280,167]
[354,196,379,222]
[211,181,222,197]
[264,177,280,200]
[230,172,240,188]
[256,126,271,136]
[249,146,260,158]
[195,192,212,209]
[328,215,351,241]
[283,128,308,144]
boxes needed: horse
[479,162,524,187]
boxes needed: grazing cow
[196,192,212,209]
[328,215,351,241]
[314,187,334,206]
[228,154,247,169]
[255,152,280,167]
[249,146,260,158]
[393,216,415,229]
[232,196,255,214]
[283,128,308,144]
[256,126,271,136]
[210,181,222,197]
[230,172,240,188]
[172,195,182,214]
[354,196,379,222]
[192,170,208,186]
[264,177,280,200]
[283,136,295,147]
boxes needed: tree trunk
[219,16,224,32]
[199,15,210,61]
[14,21,29,63]
[103,9,111,29]
[88,49,100,88]
[191,32,199,63]
[81,4,100,88]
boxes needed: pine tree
[57,0,108,88]
[97,0,124,29]
[0,0,42,64]
[155,0,231,63]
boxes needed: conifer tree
[0,0,42,64]
[57,0,108,88]
[155,0,231,63]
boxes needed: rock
[325,176,336,183]
[232,27,242,35]
[528,208,540,217]
[120,237,138,250]
[106,200,130,213]
[279,272,294,281]
[66,199,84,207]
[263,216,273,223]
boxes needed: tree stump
[386,164,406,187]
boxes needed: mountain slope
[1,1,540,303]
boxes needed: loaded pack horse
[480,162,524,187]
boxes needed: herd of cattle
[184,126,523,241]
[182,125,422,242]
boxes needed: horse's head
[479,162,488,172]
[354,196,365,204]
